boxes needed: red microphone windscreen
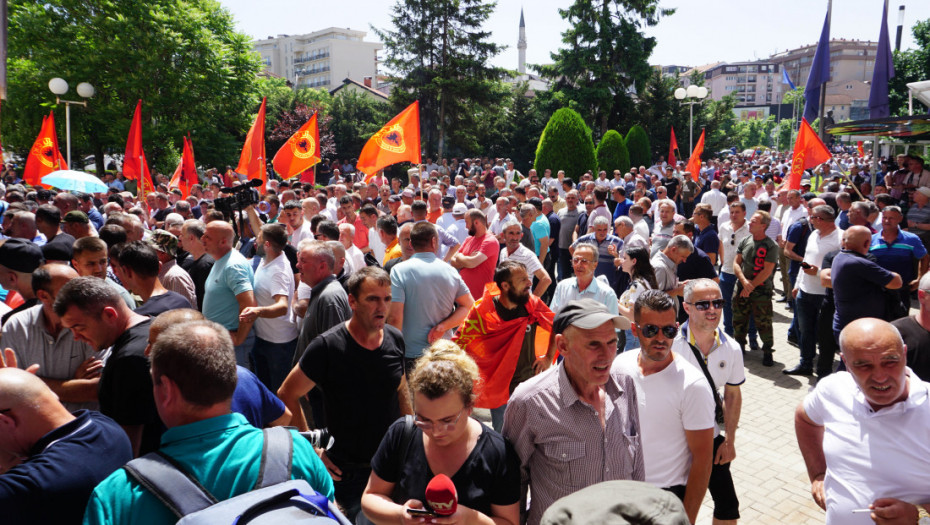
[425,473,458,516]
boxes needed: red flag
[357,101,421,182]
[685,129,705,182]
[857,141,865,157]
[236,97,267,190]
[23,112,67,188]
[124,100,154,196]
[787,118,832,190]
[272,112,321,179]
[668,127,678,168]
[169,136,198,198]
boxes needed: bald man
[201,220,257,368]
[796,318,930,524]
[0,363,132,523]
[2,264,102,412]
[829,226,902,342]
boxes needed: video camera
[214,178,262,217]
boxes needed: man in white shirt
[796,318,930,525]
[282,200,313,250]
[700,181,728,223]
[717,202,750,337]
[498,220,552,298]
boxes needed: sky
[219,0,930,72]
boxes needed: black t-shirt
[181,253,215,311]
[98,319,164,455]
[152,206,174,223]
[134,291,193,317]
[662,176,680,197]
[299,323,406,466]
[371,418,521,516]
[493,298,537,393]
[892,316,930,382]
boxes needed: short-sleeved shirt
[299,323,405,466]
[530,215,551,256]
[893,316,930,381]
[392,252,471,358]
[549,275,619,315]
[736,235,779,294]
[134,291,193,318]
[831,250,897,333]
[230,366,286,428]
[800,229,842,295]
[571,234,624,286]
[694,226,720,258]
[252,253,298,343]
[718,220,750,275]
[870,228,928,282]
[203,249,255,331]
[371,418,520,517]
[499,244,544,276]
[650,251,679,294]
[181,253,215,311]
[98,319,164,456]
[557,208,581,247]
[459,233,500,299]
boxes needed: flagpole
[817,0,832,140]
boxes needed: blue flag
[782,69,796,91]
[869,3,895,119]
[803,13,831,122]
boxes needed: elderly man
[0,364,131,523]
[651,200,679,256]
[499,219,552,298]
[146,229,197,307]
[732,211,778,366]
[571,216,624,288]
[201,220,257,367]
[795,318,930,525]
[651,234,693,298]
[673,279,745,525]
[615,290,714,524]
[503,299,641,525]
[84,320,333,525]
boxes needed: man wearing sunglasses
[616,290,714,524]
[673,279,745,525]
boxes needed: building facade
[253,28,382,91]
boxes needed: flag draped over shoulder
[124,100,154,195]
[357,101,421,182]
[272,112,321,179]
[237,97,267,189]
[803,12,831,122]
[787,118,832,190]
[23,112,66,188]
[868,2,895,119]
[453,283,554,409]
[685,129,705,183]
[169,136,198,198]
[668,127,678,168]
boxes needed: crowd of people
[0,148,929,524]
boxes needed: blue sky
[220,0,930,72]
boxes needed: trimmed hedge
[533,108,597,181]
[596,130,630,175]
[625,124,652,169]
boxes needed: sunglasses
[730,233,736,246]
[637,324,679,339]
[686,299,726,311]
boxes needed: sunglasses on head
[637,324,678,339]
[687,299,726,311]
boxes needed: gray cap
[541,480,689,525]
[552,298,631,334]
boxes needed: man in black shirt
[277,266,410,521]
[179,219,215,311]
[55,276,161,457]
[115,242,192,317]
[893,272,930,381]
[0,238,44,325]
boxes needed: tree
[5,0,265,174]
[539,0,674,138]
[374,0,508,157]
[697,96,738,156]
[266,103,335,172]
[625,125,651,168]
[636,69,688,161]
[890,18,930,117]
[328,90,392,161]
[596,130,630,174]
[534,108,597,180]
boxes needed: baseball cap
[146,229,178,258]
[917,187,930,198]
[0,238,45,273]
[402,189,415,199]
[62,210,89,224]
[552,298,631,334]
[541,480,689,525]
[452,203,468,215]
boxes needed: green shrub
[533,108,597,181]
[596,130,630,175]
[625,125,652,168]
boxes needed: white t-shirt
[252,253,298,343]
[613,351,715,487]
[718,220,750,275]
[781,205,809,238]
[499,244,543,276]
[289,220,314,249]
[700,189,728,216]
[368,227,386,264]
[803,371,930,525]
[799,228,841,295]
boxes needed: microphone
[424,474,457,516]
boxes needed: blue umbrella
[41,170,109,193]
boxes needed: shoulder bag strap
[123,452,218,519]
[687,341,726,425]
[254,426,294,489]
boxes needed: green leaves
[534,108,597,180]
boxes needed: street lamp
[675,85,708,153]
[48,78,95,169]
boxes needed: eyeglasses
[414,408,467,432]
[637,323,679,339]
[572,257,595,265]
[686,299,726,311]
[585,201,595,205]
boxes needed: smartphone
[406,509,437,517]
[801,262,812,269]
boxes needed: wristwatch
[918,505,930,525]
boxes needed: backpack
[123,427,351,525]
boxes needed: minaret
[518,8,526,76]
